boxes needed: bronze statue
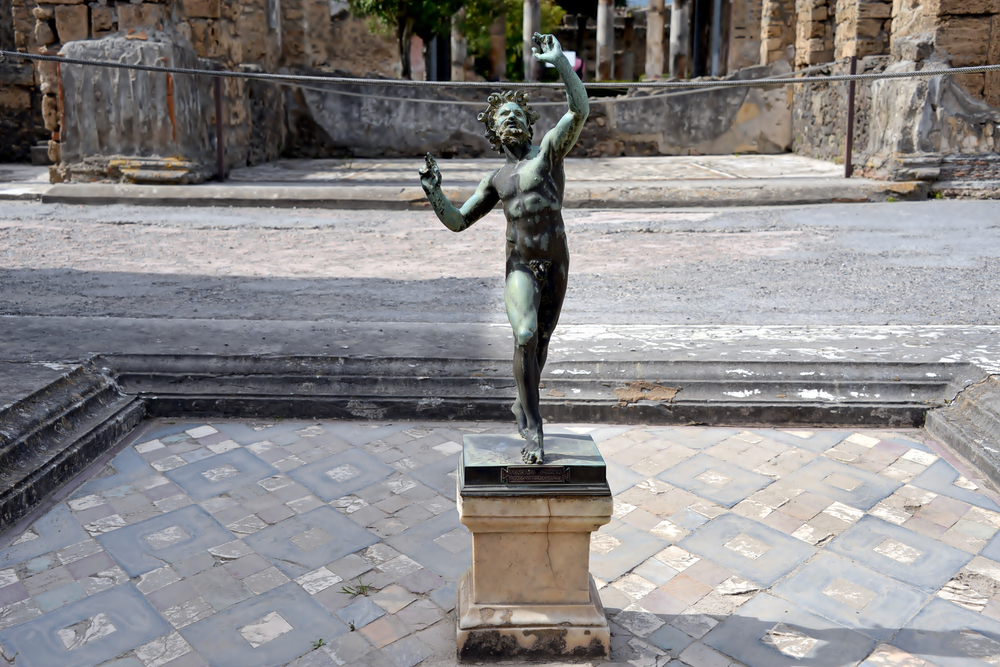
[419,33,589,465]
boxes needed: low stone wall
[0,60,40,162]
[791,55,887,169]
[299,62,793,159]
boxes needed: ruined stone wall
[729,0,763,69]
[792,55,887,165]
[297,62,793,158]
[327,14,400,78]
[760,0,797,62]
[0,60,40,161]
[795,0,834,65]
[835,0,892,59]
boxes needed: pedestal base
[456,569,610,661]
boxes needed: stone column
[646,0,666,78]
[451,8,467,81]
[523,0,541,81]
[670,0,691,77]
[489,11,506,81]
[596,0,613,80]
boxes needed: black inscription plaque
[459,433,609,497]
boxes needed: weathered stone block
[805,47,834,62]
[181,0,219,18]
[936,16,990,66]
[856,36,889,55]
[0,86,31,109]
[0,62,35,86]
[42,93,59,130]
[32,6,53,19]
[59,37,215,178]
[953,71,985,97]
[764,36,785,49]
[891,32,933,60]
[54,4,88,42]
[47,139,60,163]
[90,5,113,32]
[857,18,885,36]
[935,0,999,14]
[117,3,163,31]
[34,19,55,44]
[859,2,892,17]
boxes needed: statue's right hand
[418,153,442,191]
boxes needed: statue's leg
[505,267,544,464]
[536,260,568,375]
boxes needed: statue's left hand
[418,153,442,191]
[531,32,564,65]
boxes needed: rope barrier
[3,48,1000,93]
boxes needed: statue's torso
[492,146,567,264]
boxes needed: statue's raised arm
[533,33,590,160]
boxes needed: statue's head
[478,91,540,154]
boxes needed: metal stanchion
[844,54,857,179]
[214,75,225,182]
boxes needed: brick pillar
[523,0,540,80]
[646,0,666,78]
[596,0,613,80]
[759,0,796,63]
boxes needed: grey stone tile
[590,519,670,583]
[894,596,1000,667]
[913,459,1000,513]
[406,456,459,498]
[244,506,378,579]
[826,515,972,593]
[396,569,444,595]
[337,598,386,629]
[606,461,647,495]
[180,582,346,667]
[702,593,876,667]
[0,584,171,667]
[382,635,433,667]
[648,622,696,657]
[428,582,456,613]
[749,429,850,453]
[679,514,815,587]
[0,505,88,569]
[96,505,234,578]
[33,581,85,612]
[165,450,280,501]
[385,512,471,579]
[770,552,929,641]
[781,457,902,510]
[657,453,774,509]
[289,451,397,502]
[322,632,373,666]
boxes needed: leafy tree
[461,0,566,81]
[348,0,459,79]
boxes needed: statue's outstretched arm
[419,154,499,232]
[534,33,589,160]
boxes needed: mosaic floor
[2,420,1000,667]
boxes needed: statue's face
[495,102,529,147]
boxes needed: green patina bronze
[419,33,588,465]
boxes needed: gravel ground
[1,199,998,325]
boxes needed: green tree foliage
[461,0,566,81]
[348,0,459,79]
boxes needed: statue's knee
[514,325,536,347]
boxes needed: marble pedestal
[456,434,612,661]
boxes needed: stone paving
[2,419,1000,667]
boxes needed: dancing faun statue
[419,33,589,465]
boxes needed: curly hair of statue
[477,91,541,154]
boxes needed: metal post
[214,75,224,182]
[844,55,857,179]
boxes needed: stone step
[926,375,1000,490]
[0,364,144,527]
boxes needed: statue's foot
[521,426,544,464]
[511,400,529,439]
